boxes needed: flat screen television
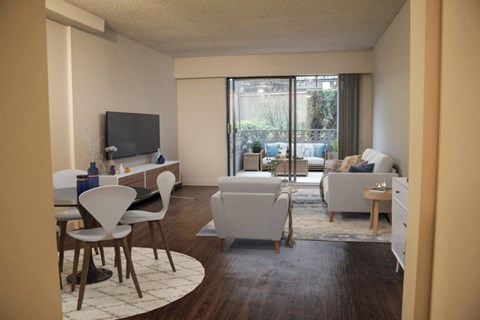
[106,111,160,159]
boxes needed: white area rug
[61,247,204,320]
[198,188,391,243]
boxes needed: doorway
[227,76,338,184]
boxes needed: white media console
[99,161,181,192]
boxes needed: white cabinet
[99,161,181,192]
[391,177,408,272]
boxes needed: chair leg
[58,221,68,272]
[328,211,334,222]
[77,243,91,310]
[274,240,280,254]
[125,227,134,279]
[220,238,225,252]
[114,240,123,283]
[148,221,159,260]
[98,242,106,266]
[71,240,81,292]
[121,238,143,298]
[156,221,175,272]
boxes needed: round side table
[362,187,392,235]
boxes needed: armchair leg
[329,211,334,222]
[219,238,225,252]
[274,241,280,254]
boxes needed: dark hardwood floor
[65,185,404,320]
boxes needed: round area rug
[61,247,204,320]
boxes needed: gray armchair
[211,177,289,253]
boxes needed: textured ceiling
[63,0,406,57]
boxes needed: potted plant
[252,140,262,153]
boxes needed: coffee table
[275,159,308,176]
[362,187,392,235]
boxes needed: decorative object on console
[119,163,126,174]
[87,162,99,188]
[156,148,165,164]
[105,145,118,175]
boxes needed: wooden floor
[65,185,404,320]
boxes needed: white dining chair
[68,185,143,310]
[53,169,90,272]
[120,171,176,272]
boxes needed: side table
[362,187,392,235]
[243,152,262,171]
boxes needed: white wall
[372,2,410,176]
[47,22,177,172]
[175,51,373,185]
[177,78,227,185]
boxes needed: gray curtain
[337,74,360,159]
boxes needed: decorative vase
[108,159,116,175]
[157,154,165,164]
[87,162,99,188]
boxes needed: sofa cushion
[361,148,394,173]
[314,143,326,158]
[337,155,362,172]
[265,143,279,157]
[348,162,375,172]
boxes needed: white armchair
[211,176,289,253]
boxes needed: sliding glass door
[227,76,338,183]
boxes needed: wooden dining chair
[120,171,176,273]
[68,185,143,310]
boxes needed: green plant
[331,140,338,152]
[252,140,262,153]
[267,159,280,177]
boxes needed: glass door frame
[227,76,301,182]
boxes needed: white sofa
[322,148,399,222]
[210,176,289,253]
[262,142,326,170]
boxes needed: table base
[67,268,113,285]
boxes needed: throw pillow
[314,143,326,158]
[337,155,362,172]
[265,144,279,157]
[302,144,314,157]
[348,162,375,173]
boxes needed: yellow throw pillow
[337,155,362,172]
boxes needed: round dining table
[54,186,153,284]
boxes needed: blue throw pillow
[348,163,375,173]
[265,144,279,157]
[314,143,326,158]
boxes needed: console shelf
[99,161,181,192]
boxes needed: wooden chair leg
[328,211,334,222]
[71,240,81,292]
[77,243,91,310]
[156,221,176,272]
[125,231,133,279]
[98,242,106,266]
[220,238,225,252]
[121,238,143,298]
[114,240,123,283]
[274,240,280,254]
[58,221,68,272]
[148,221,159,260]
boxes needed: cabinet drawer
[393,179,408,209]
[392,200,407,267]
[118,172,145,188]
[145,163,180,192]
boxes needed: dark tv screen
[106,111,160,159]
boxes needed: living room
[2,1,479,319]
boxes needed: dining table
[54,185,153,284]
